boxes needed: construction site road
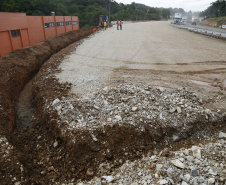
[1,21,226,184]
[56,21,226,106]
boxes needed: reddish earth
[0,27,95,184]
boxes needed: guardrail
[173,24,226,40]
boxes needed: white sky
[115,0,216,12]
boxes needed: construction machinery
[99,15,109,27]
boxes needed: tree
[200,0,226,17]
[0,0,190,27]
[162,8,170,19]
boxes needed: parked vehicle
[174,13,182,25]
[191,18,199,25]
[181,17,187,24]
[99,15,109,27]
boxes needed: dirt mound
[0,27,93,184]
[32,64,226,183]
[0,27,93,132]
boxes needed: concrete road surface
[56,21,226,107]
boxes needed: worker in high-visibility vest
[104,21,107,30]
[120,20,123,30]
[116,20,119,30]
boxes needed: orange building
[0,12,79,57]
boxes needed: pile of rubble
[30,81,225,185]
[46,84,224,139]
[42,83,225,184]
[78,133,226,185]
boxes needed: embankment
[0,27,93,134]
[201,17,226,27]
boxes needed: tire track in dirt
[114,67,226,75]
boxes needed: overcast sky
[115,0,216,12]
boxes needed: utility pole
[109,1,111,24]
[109,0,114,24]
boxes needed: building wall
[11,35,22,51]
[43,16,57,39]
[0,31,12,57]
[72,16,79,30]
[0,12,79,57]
[21,29,30,47]
[0,12,28,32]
[65,16,73,32]
[27,16,45,45]
[55,16,66,35]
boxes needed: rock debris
[78,138,225,185]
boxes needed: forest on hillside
[200,0,226,18]
[0,0,184,27]
[1,0,225,27]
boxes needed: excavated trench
[15,77,36,131]
[0,27,95,184]
[0,27,226,184]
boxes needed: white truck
[182,17,187,24]
[174,13,182,25]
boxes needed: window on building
[66,21,71,25]
[44,22,55,28]
[57,22,64,26]
[72,21,78,25]
[11,30,20,37]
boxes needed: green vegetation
[0,0,180,27]
[200,0,226,18]
[0,0,184,27]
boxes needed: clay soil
[0,22,226,184]
[0,27,96,184]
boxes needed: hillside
[201,16,226,27]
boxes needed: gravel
[42,83,226,184]
[45,83,224,138]
[78,137,226,185]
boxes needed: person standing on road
[116,20,119,30]
[104,21,107,30]
[120,20,123,30]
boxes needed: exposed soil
[0,27,94,184]
[15,79,35,130]
[0,22,225,184]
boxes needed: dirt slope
[0,27,94,184]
